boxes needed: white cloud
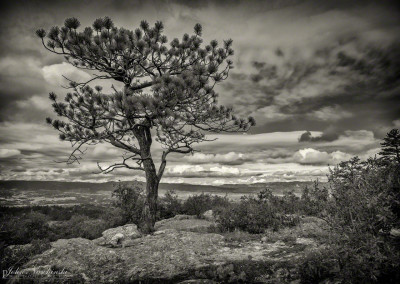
[293,148,353,165]
[42,62,91,87]
[252,105,291,123]
[209,166,240,175]
[330,151,353,163]
[359,147,381,160]
[309,105,353,121]
[91,144,124,159]
[183,152,248,165]
[16,95,51,111]
[235,176,267,184]
[0,149,21,158]
[0,123,372,182]
[0,122,64,151]
[163,164,250,178]
[164,165,205,177]
[327,130,378,152]
[293,148,331,164]
[0,56,43,78]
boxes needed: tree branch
[97,155,145,174]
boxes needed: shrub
[300,156,400,283]
[100,207,127,227]
[334,235,400,283]
[298,248,339,284]
[2,212,51,244]
[214,189,302,234]
[0,205,110,221]
[0,238,51,272]
[300,180,329,216]
[112,181,144,224]
[299,237,400,284]
[327,157,397,235]
[181,193,233,217]
[157,190,182,220]
[281,190,301,214]
[61,215,108,239]
[257,188,303,215]
[182,193,213,217]
[210,194,231,211]
[216,196,281,233]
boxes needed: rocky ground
[6,214,328,283]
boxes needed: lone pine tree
[380,128,400,164]
[37,17,255,233]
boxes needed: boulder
[93,224,141,247]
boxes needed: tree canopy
[37,17,255,175]
[37,17,255,232]
[380,129,400,164]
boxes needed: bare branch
[97,155,145,174]
[55,140,89,164]
[61,74,113,89]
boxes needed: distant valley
[0,180,320,207]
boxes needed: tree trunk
[139,158,159,234]
[134,125,159,234]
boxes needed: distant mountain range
[0,180,319,195]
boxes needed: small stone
[110,233,124,246]
[94,224,142,247]
[202,210,214,221]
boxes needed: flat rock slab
[155,215,216,233]
[14,238,126,283]
[13,231,225,283]
[10,216,322,283]
[121,230,225,281]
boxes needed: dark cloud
[228,39,400,136]
[275,48,284,57]
[252,61,266,70]
[298,127,341,142]
[250,62,278,83]
[11,168,27,173]
[298,131,314,142]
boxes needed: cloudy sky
[0,0,399,185]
